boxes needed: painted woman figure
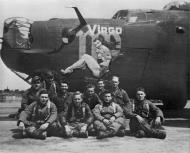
[61,38,112,78]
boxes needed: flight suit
[93,102,126,138]
[110,87,132,118]
[53,91,73,112]
[18,100,57,139]
[44,81,59,101]
[95,88,107,100]
[83,93,102,110]
[53,91,73,136]
[20,87,45,112]
[60,102,94,138]
[129,99,166,139]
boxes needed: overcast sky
[0,0,178,90]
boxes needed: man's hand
[110,116,116,122]
[70,117,76,122]
[39,123,49,130]
[103,119,111,125]
[81,124,88,133]
[64,125,72,135]
[18,122,27,136]
[18,122,25,130]
[154,117,161,127]
[135,115,144,123]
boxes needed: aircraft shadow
[164,119,190,128]
[0,116,17,121]
[162,108,190,128]
[11,128,24,139]
[163,108,190,119]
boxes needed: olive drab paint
[78,24,122,58]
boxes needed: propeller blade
[71,7,87,32]
[62,7,87,44]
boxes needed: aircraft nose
[0,37,2,49]
[2,17,33,50]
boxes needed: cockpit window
[3,17,33,49]
[112,10,147,22]
[112,10,129,19]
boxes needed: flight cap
[31,76,41,83]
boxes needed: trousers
[25,122,60,139]
[129,116,166,138]
[65,54,109,77]
[94,117,126,134]
[64,122,88,137]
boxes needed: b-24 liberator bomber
[1,1,190,109]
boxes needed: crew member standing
[83,84,102,110]
[110,76,132,118]
[95,79,107,100]
[20,76,44,112]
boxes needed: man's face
[73,95,83,107]
[39,93,49,105]
[94,40,102,48]
[32,81,42,90]
[97,81,104,90]
[60,83,68,92]
[103,93,112,103]
[46,76,54,84]
[87,87,95,96]
[136,91,146,101]
[111,77,119,88]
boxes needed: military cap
[45,70,54,79]
[31,76,41,83]
[136,87,146,93]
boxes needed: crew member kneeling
[17,90,57,140]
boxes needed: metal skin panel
[1,10,190,109]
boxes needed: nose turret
[2,17,33,50]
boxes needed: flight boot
[139,119,166,139]
[96,129,115,139]
[135,130,146,138]
[116,129,125,137]
[32,129,47,140]
[78,131,88,138]
[88,128,97,136]
[149,129,166,139]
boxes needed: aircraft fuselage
[1,10,190,109]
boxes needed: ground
[0,101,190,153]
